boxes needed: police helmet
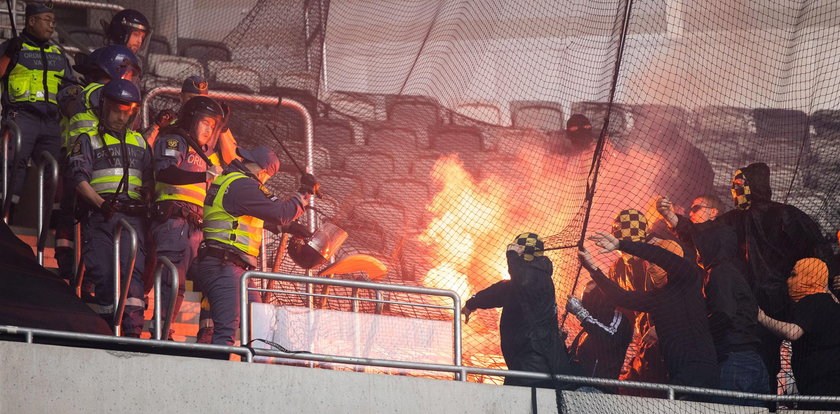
[105,9,151,53]
[78,45,142,85]
[99,79,141,131]
[178,96,225,146]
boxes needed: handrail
[1,323,840,405]
[113,218,139,336]
[36,151,58,266]
[51,0,124,10]
[73,222,83,296]
[1,119,21,223]
[240,271,462,369]
[153,256,179,341]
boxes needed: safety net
[62,0,840,410]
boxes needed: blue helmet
[101,78,141,106]
[105,9,151,54]
[91,45,142,83]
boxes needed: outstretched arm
[577,246,653,312]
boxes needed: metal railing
[36,151,58,266]
[112,218,139,337]
[1,119,21,223]
[239,271,463,368]
[152,256,179,341]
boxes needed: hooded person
[659,162,832,394]
[758,258,840,408]
[461,233,578,389]
[579,231,719,398]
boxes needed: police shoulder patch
[258,185,274,198]
[166,139,179,150]
[70,140,82,156]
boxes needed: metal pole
[452,294,462,371]
[36,151,58,266]
[2,119,20,223]
[240,271,250,350]
[153,256,178,340]
[51,0,123,11]
[113,218,138,337]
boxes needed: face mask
[513,232,544,262]
[612,209,647,242]
[730,169,752,210]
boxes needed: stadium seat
[386,95,442,147]
[510,100,564,131]
[692,136,748,163]
[349,200,409,256]
[365,125,419,151]
[454,101,503,125]
[570,101,631,137]
[64,26,104,51]
[745,136,812,167]
[340,220,388,256]
[694,106,755,135]
[275,72,319,94]
[429,125,484,154]
[752,108,809,140]
[374,178,432,228]
[315,118,356,148]
[178,37,232,62]
[342,151,396,196]
[325,91,382,121]
[489,128,553,157]
[478,156,517,181]
[278,141,331,173]
[317,169,365,204]
[810,109,840,137]
[207,61,261,94]
[409,153,447,181]
[150,35,173,55]
[265,171,298,198]
[147,53,204,80]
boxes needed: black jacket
[675,218,761,359]
[466,251,575,387]
[715,163,832,317]
[570,286,633,386]
[583,241,719,389]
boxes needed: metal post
[153,256,178,341]
[240,271,250,350]
[36,151,58,266]
[2,119,21,223]
[113,218,138,337]
[452,294,462,371]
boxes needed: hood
[740,162,772,204]
[693,222,739,268]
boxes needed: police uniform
[68,123,152,336]
[150,132,221,335]
[188,151,308,346]
[0,30,74,208]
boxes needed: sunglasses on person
[690,204,712,213]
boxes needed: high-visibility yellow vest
[63,82,103,148]
[7,42,64,105]
[89,130,147,200]
[202,172,264,257]
[155,151,220,206]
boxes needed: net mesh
[54,0,840,409]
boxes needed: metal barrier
[152,256,179,341]
[239,271,462,368]
[36,151,58,266]
[113,218,139,337]
[1,119,21,223]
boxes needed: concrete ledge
[0,341,824,413]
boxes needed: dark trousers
[82,211,147,336]
[149,214,202,332]
[189,254,261,346]
[6,109,61,203]
[714,350,770,406]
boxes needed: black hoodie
[716,163,832,317]
[674,218,761,360]
[466,251,576,388]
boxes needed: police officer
[144,75,239,166]
[188,146,316,346]
[68,79,152,336]
[150,96,226,339]
[53,45,142,281]
[0,1,76,220]
[102,9,151,55]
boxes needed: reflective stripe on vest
[89,131,147,200]
[154,151,221,206]
[202,172,264,257]
[65,83,103,143]
[7,43,64,105]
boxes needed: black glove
[154,109,177,128]
[298,173,320,197]
[4,37,24,59]
[99,199,122,220]
[281,221,312,239]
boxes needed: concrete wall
[0,341,802,414]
